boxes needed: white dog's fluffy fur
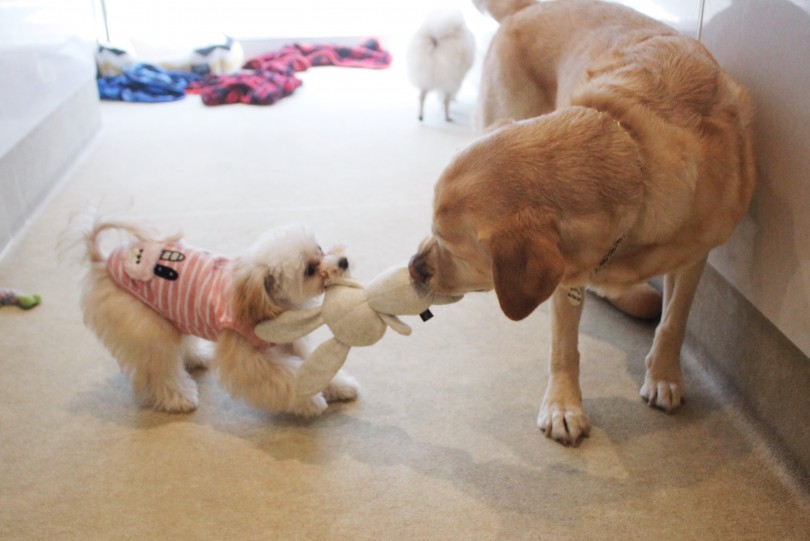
[406,9,475,121]
[79,218,359,415]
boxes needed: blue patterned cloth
[97,63,202,103]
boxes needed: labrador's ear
[489,216,564,321]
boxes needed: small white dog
[406,9,476,122]
[79,218,359,415]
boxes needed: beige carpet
[1,45,808,540]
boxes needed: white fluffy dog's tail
[473,0,535,22]
[419,8,468,40]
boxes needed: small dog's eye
[305,263,318,277]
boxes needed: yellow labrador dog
[409,0,755,446]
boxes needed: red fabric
[187,69,302,106]
[187,38,391,106]
[244,38,393,72]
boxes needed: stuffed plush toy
[255,265,462,398]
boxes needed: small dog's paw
[182,347,212,372]
[537,402,590,447]
[323,372,360,402]
[640,375,683,412]
[151,382,199,413]
[291,393,329,417]
[182,337,213,371]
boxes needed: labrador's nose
[338,257,349,270]
[408,255,429,283]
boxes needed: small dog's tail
[473,0,535,22]
[82,217,166,264]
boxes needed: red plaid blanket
[244,38,393,71]
[188,38,392,106]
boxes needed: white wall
[0,0,97,154]
[0,0,99,251]
[699,0,810,356]
[101,0,485,44]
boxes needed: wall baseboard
[0,80,101,255]
[685,264,810,489]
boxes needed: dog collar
[567,234,626,307]
[594,234,625,275]
[566,114,635,307]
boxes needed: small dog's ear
[488,213,564,321]
[230,261,284,324]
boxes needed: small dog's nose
[338,257,349,270]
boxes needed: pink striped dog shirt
[107,240,269,349]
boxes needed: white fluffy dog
[406,9,476,122]
[80,218,359,415]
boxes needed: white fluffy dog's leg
[215,331,328,416]
[82,270,199,413]
[443,92,452,122]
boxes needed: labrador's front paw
[537,376,590,446]
[537,402,590,447]
[640,374,683,412]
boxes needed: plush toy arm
[254,307,325,344]
[295,338,351,397]
[379,314,412,336]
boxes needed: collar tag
[567,287,583,306]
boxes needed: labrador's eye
[305,262,318,277]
